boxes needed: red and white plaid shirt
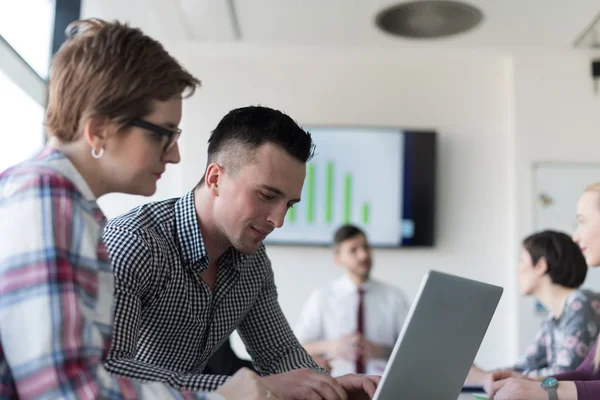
[0,146,216,400]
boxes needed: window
[0,0,57,171]
[0,70,45,172]
[0,0,54,78]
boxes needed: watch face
[541,377,558,388]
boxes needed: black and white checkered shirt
[102,190,324,392]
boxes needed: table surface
[458,393,489,400]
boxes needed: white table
[458,393,488,399]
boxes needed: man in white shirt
[295,225,411,377]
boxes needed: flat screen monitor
[264,126,437,247]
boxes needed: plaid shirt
[0,147,218,399]
[102,190,325,392]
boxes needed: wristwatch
[540,377,558,400]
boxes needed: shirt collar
[174,189,252,272]
[38,146,106,226]
[334,273,373,294]
[40,146,97,201]
[220,247,250,271]
[175,190,208,270]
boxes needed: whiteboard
[533,161,600,291]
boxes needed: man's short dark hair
[198,106,315,186]
[522,230,587,288]
[333,224,367,247]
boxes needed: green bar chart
[326,162,333,223]
[362,203,369,224]
[287,204,296,222]
[268,126,403,246]
[306,163,315,223]
[343,173,352,224]
[286,161,371,226]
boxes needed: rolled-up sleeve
[237,258,328,376]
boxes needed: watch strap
[545,386,558,400]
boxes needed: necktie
[356,286,365,374]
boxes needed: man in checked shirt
[103,106,380,399]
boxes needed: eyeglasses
[129,119,182,152]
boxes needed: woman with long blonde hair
[487,181,600,399]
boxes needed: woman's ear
[534,257,549,276]
[81,116,112,150]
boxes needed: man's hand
[217,368,281,400]
[312,354,333,373]
[262,368,347,399]
[483,369,523,394]
[329,334,388,363]
[335,374,381,400]
[490,377,547,400]
[357,338,387,362]
[329,334,361,361]
[465,363,489,385]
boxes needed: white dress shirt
[295,274,410,376]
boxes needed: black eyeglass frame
[129,119,182,152]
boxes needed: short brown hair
[45,18,201,141]
[333,225,366,247]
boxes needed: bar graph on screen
[265,127,405,246]
[287,162,371,226]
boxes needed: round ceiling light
[375,0,483,39]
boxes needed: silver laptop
[372,270,503,400]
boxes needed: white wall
[513,49,600,353]
[164,44,516,368]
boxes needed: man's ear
[333,246,342,266]
[204,162,223,196]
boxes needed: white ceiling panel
[82,0,600,50]
[233,0,600,49]
[178,0,237,41]
[82,0,189,43]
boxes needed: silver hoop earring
[91,147,104,159]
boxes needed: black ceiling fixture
[375,0,483,39]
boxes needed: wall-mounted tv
[264,126,437,248]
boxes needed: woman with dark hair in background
[467,230,600,386]
[487,182,600,399]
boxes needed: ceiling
[82,0,600,50]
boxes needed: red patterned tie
[356,286,365,374]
